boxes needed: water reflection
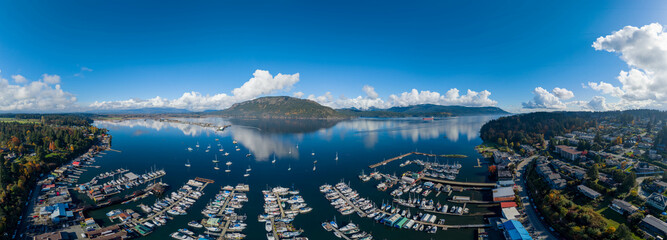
[95,115,498,161]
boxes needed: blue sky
[1,0,666,112]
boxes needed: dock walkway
[369,152,468,168]
[333,187,366,217]
[324,222,352,240]
[136,181,209,224]
[419,176,496,188]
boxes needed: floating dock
[369,152,468,168]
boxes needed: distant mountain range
[209,96,508,119]
[87,96,509,118]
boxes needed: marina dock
[332,186,366,217]
[369,152,468,168]
[323,222,352,240]
[135,179,211,225]
[419,176,496,188]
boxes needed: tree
[587,164,599,180]
[613,224,632,240]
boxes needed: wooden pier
[377,209,490,229]
[419,176,496,188]
[369,152,468,168]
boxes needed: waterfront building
[501,220,532,240]
[492,187,515,202]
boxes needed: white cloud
[362,85,379,99]
[306,86,497,110]
[292,91,304,98]
[231,70,299,100]
[522,87,570,109]
[552,87,574,100]
[0,75,77,112]
[41,74,61,84]
[11,74,27,84]
[585,96,608,111]
[74,67,93,77]
[590,23,667,109]
[91,69,300,111]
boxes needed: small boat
[185,159,191,167]
[311,151,315,156]
[225,165,231,173]
[212,155,219,163]
[272,155,276,164]
[335,152,338,161]
[265,221,272,232]
[266,232,275,240]
[313,165,316,171]
[196,142,200,148]
[187,147,193,151]
[214,163,219,170]
[246,166,251,172]
[226,161,232,166]
[233,140,238,144]
[243,173,250,177]
[288,164,291,171]
[187,221,203,228]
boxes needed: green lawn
[597,206,643,240]
[0,117,39,123]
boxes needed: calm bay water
[83,116,504,240]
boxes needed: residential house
[555,145,582,161]
[577,185,601,199]
[640,215,667,239]
[647,192,667,210]
[610,199,638,215]
[493,151,513,164]
[636,162,665,176]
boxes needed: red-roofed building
[501,202,518,208]
[42,184,55,191]
[72,161,81,166]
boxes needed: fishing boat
[214,163,219,170]
[185,159,191,167]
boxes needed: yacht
[246,166,251,172]
[226,160,232,166]
[265,221,272,232]
[185,159,191,167]
[214,163,219,170]
[243,173,250,177]
[225,165,231,173]
[187,147,193,151]
[212,155,219,163]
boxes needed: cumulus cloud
[306,86,497,110]
[585,96,609,111]
[552,87,574,100]
[11,74,27,84]
[589,23,667,109]
[292,91,304,98]
[91,69,300,111]
[522,87,574,109]
[41,74,61,84]
[362,85,379,99]
[0,74,77,112]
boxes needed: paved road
[515,156,558,240]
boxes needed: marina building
[501,220,532,240]
[492,187,515,202]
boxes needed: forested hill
[338,104,508,118]
[479,110,667,145]
[0,115,106,234]
[214,96,345,119]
